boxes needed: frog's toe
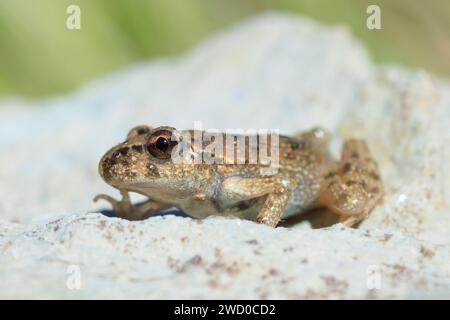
[93,194,119,205]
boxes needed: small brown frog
[94,125,383,227]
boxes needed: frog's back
[200,132,329,218]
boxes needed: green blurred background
[0,0,449,98]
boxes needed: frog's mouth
[116,182,194,202]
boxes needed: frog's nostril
[112,151,121,159]
[111,147,130,159]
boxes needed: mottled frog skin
[95,126,383,227]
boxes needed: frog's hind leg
[319,139,383,227]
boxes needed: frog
[94,125,383,227]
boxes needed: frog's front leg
[319,139,383,226]
[220,176,296,227]
[255,186,294,227]
[93,190,171,221]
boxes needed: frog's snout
[99,143,157,187]
[98,146,129,184]
[98,151,114,184]
[98,152,108,180]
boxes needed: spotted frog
[94,125,383,227]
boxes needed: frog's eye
[127,125,152,140]
[147,129,177,159]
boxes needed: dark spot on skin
[288,143,298,150]
[351,152,359,159]
[147,164,159,177]
[120,157,130,166]
[297,140,307,148]
[106,157,117,166]
[283,151,297,160]
[371,187,380,194]
[338,193,348,203]
[342,163,352,173]
[131,145,144,153]
[345,180,367,189]
[127,170,137,178]
[369,172,380,180]
[118,147,129,156]
[137,127,150,135]
[101,163,113,181]
[245,239,258,245]
[325,171,336,179]
[327,180,338,189]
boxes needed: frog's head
[98,125,207,198]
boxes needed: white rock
[0,13,449,298]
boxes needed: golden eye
[147,129,177,159]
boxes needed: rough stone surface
[0,13,449,299]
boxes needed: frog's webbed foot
[319,139,383,227]
[93,190,170,221]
